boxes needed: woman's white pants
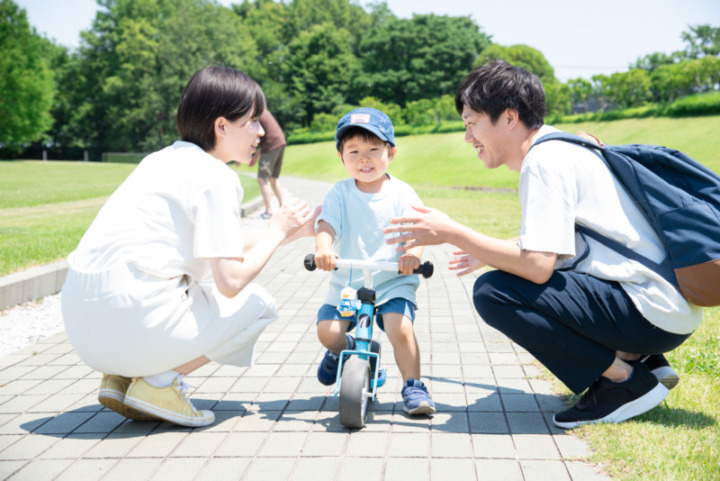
[61,264,277,377]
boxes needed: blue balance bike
[304,254,433,428]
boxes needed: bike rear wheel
[339,357,371,428]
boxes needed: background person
[250,109,286,219]
[383,60,699,429]
[61,66,317,428]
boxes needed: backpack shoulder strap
[577,225,676,285]
[529,131,679,287]
[530,131,606,153]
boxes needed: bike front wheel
[339,357,371,428]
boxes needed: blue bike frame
[334,262,383,400]
[335,299,382,400]
[304,256,432,402]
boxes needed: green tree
[479,44,570,115]
[232,0,290,116]
[630,51,682,73]
[35,41,87,158]
[0,0,55,148]
[282,0,372,50]
[603,69,651,109]
[404,98,436,125]
[232,0,379,128]
[591,74,611,111]
[629,24,719,103]
[682,24,720,59]
[358,14,490,106]
[110,0,259,151]
[544,82,572,116]
[308,112,338,132]
[280,22,360,127]
[357,97,403,126]
[433,94,459,123]
[403,95,457,125]
[651,57,720,103]
[567,77,593,112]
[57,0,260,155]
[696,55,720,90]
[478,44,557,85]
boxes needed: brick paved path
[0,177,608,481]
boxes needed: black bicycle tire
[339,357,371,428]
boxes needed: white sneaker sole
[98,388,158,421]
[124,395,215,427]
[652,366,679,390]
[552,383,669,429]
[404,402,436,416]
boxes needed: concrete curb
[0,260,68,311]
[0,197,265,311]
[239,196,264,218]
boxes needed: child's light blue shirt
[318,174,423,307]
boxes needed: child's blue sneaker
[317,350,339,386]
[317,335,354,386]
[401,379,436,415]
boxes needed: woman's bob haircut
[177,66,266,152]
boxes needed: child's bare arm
[211,200,315,298]
[315,220,338,271]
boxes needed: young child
[313,107,435,415]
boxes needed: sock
[143,370,180,388]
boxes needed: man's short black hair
[455,60,546,129]
[177,65,265,152]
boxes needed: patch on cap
[350,113,371,124]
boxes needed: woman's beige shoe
[98,374,159,421]
[124,376,215,427]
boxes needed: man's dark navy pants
[473,270,689,394]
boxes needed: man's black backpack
[532,132,720,307]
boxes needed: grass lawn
[0,161,259,275]
[1,115,719,479]
[276,114,720,189]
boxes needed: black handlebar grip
[305,254,432,278]
[304,254,317,271]
[413,261,434,278]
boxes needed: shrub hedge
[288,92,720,145]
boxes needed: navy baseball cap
[335,107,395,150]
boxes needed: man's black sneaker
[553,362,669,429]
[638,354,679,390]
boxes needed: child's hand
[315,247,338,271]
[398,252,421,275]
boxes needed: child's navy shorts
[316,297,415,332]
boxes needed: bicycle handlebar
[304,254,434,279]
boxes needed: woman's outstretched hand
[383,205,457,252]
[269,200,319,242]
[449,249,486,276]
